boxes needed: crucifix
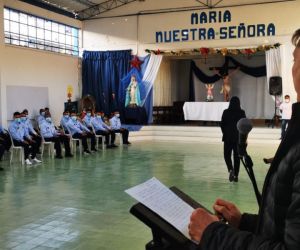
[209,57,240,102]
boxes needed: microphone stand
[239,147,262,206]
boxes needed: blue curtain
[82,50,131,115]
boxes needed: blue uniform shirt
[9,120,30,142]
[109,116,122,130]
[67,119,90,135]
[36,115,45,125]
[83,115,93,127]
[91,117,110,131]
[40,120,59,138]
[23,118,37,135]
[60,116,70,130]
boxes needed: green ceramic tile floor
[0,141,278,250]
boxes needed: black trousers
[13,139,38,160]
[0,132,12,151]
[96,130,115,145]
[281,119,289,139]
[45,135,71,156]
[30,133,42,151]
[73,132,96,151]
[223,142,240,176]
[114,129,129,143]
[0,143,5,161]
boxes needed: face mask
[64,115,69,119]
[41,112,45,116]
[46,117,52,123]
[96,115,102,119]
[21,117,27,122]
[15,118,21,123]
[87,113,91,117]
[115,114,120,118]
[71,116,77,121]
[285,99,290,103]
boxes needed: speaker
[269,76,282,95]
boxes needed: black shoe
[111,144,118,148]
[65,154,73,158]
[84,150,91,154]
[124,141,131,145]
[234,176,239,182]
[229,171,234,182]
[55,155,63,159]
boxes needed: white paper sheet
[125,177,195,240]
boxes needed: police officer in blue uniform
[109,111,130,145]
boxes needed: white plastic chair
[7,130,24,165]
[115,132,123,146]
[39,131,55,158]
[91,123,105,150]
[65,126,82,155]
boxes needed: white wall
[82,1,300,103]
[0,0,82,126]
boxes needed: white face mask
[71,116,77,121]
[285,99,290,103]
[46,117,52,123]
[115,114,120,118]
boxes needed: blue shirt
[36,115,45,125]
[67,119,90,135]
[60,116,70,130]
[91,117,110,132]
[83,115,93,127]
[9,120,30,142]
[109,116,122,130]
[0,125,3,134]
[40,120,59,138]
[23,119,37,135]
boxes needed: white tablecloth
[183,102,229,121]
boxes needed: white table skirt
[183,102,229,121]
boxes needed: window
[3,7,79,56]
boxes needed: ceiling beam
[77,0,138,20]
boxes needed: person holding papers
[188,29,300,250]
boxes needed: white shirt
[279,101,292,120]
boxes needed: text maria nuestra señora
[155,10,275,43]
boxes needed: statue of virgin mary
[125,75,142,107]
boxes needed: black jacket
[220,108,246,143]
[199,103,300,250]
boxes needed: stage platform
[128,125,281,144]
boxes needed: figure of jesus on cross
[213,67,240,102]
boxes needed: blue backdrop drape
[82,50,132,114]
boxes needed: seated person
[110,111,131,145]
[83,109,94,129]
[22,110,41,152]
[9,112,41,165]
[67,112,96,153]
[91,111,116,148]
[36,108,46,125]
[40,114,72,158]
[0,125,12,152]
[0,142,5,170]
[60,111,70,133]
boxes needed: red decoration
[154,49,161,55]
[200,48,209,63]
[130,56,143,70]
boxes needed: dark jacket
[199,103,300,250]
[221,97,246,143]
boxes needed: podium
[130,187,209,250]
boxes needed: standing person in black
[220,96,246,182]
